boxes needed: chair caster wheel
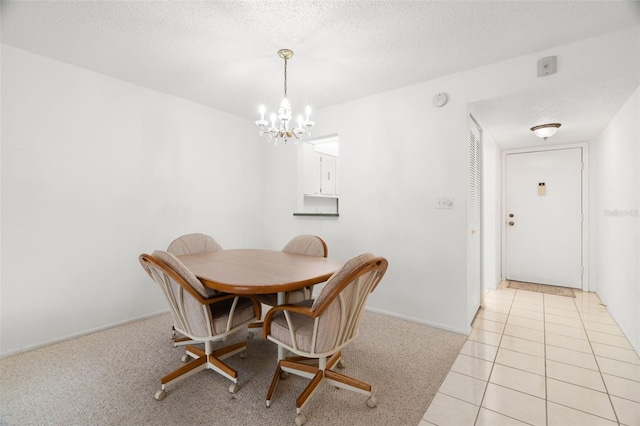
[367,395,377,408]
[295,414,307,426]
[337,359,345,369]
[280,371,289,380]
[180,354,191,363]
[239,350,247,359]
[229,383,240,394]
[247,331,255,339]
[154,390,166,401]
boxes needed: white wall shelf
[303,194,339,199]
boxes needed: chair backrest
[310,253,388,354]
[167,233,223,256]
[282,234,327,257]
[139,250,218,340]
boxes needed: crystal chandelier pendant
[255,49,315,145]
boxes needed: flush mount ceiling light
[530,123,561,140]
[255,49,315,145]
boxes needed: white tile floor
[420,282,640,426]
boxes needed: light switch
[436,197,454,209]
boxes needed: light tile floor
[421,282,640,426]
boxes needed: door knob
[508,221,515,226]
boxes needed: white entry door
[505,148,583,289]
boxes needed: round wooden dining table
[177,249,344,301]
[178,249,344,360]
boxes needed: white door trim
[501,142,589,291]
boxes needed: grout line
[472,287,514,426]
[543,292,549,426]
[477,407,535,425]
[547,400,624,425]
[575,296,622,425]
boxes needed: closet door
[467,119,481,323]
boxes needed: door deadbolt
[509,213,514,218]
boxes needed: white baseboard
[1,309,169,359]
[3,307,473,358]
[365,306,471,335]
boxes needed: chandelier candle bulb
[255,105,269,135]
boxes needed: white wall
[262,84,470,332]
[2,26,638,355]
[593,85,640,353]
[261,27,639,335]
[1,46,266,356]
[261,68,522,333]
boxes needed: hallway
[421,282,639,425]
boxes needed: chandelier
[255,49,314,145]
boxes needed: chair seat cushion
[209,296,257,334]
[256,293,278,306]
[269,300,315,352]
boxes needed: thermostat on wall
[537,56,557,77]
[433,92,448,107]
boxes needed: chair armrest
[262,303,314,339]
[140,252,262,321]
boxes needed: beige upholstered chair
[247,235,327,337]
[260,235,328,306]
[167,233,223,343]
[263,253,388,426]
[167,232,223,256]
[139,250,261,400]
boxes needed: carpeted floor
[0,311,466,426]
[507,280,576,297]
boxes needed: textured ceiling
[2,1,640,148]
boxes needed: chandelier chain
[283,56,288,98]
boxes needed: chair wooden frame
[262,255,388,425]
[139,253,261,399]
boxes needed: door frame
[501,142,589,291]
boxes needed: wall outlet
[436,197,454,209]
